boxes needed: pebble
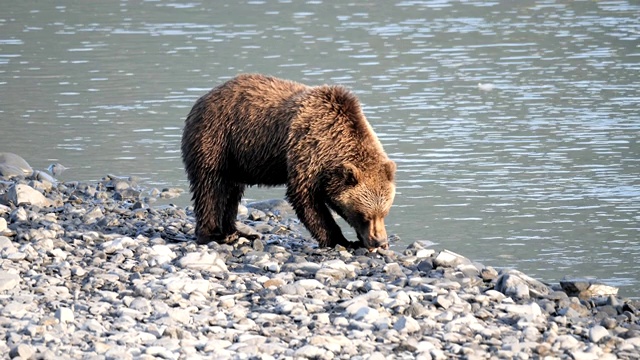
[589,325,610,343]
[394,315,421,333]
[0,271,21,291]
[55,307,74,324]
[0,169,638,359]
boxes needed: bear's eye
[357,213,370,223]
[344,172,358,187]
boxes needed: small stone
[495,270,550,298]
[481,266,498,281]
[415,248,435,258]
[264,262,280,272]
[435,295,452,310]
[0,271,21,291]
[554,334,580,350]
[601,317,617,330]
[246,199,294,215]
[9,343,35,359]
[56,307,74,324]
[296,279,325,290]
[146,346,178,359]
[589,325,609,343]
[433,249,471,268]
[252,239,265,252]
[294,345,332,359]
[417,259,434,272]
[394,316,421,333]
[263,278,285,288]
[177,251,228,272]
[0,217,7,232]
[560,278,619,298]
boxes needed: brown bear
[181,74,396,250]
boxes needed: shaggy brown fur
[181,74,396,249]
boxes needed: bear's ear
[343,163,361,186]
[384,160,396,182]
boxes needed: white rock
[485,290,506,302]
[82,319,106,334]
[295,279,325,290]
[146,346,178,360]
[589,325,609,343]
[498,302,542,319]
[263,262,280,272]
[554,334,580,350]
[294,345,332,359]
[219,296,235,309]
[415,248,436,258]
[323,259,355,273]
[0,271,20,291]
[49,248,68,260]
[0,217,7,232]
[56,307,74,324]
[101,236,135,254]
[166,308,191,324]
[348,305,380,323]
[309,335,351,353]
[9,343,35,360]
[177,251,228,272]
[624,336,640,347]
[433,249,470,268]
[150,244,176,265]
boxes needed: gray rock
[9,343,35,359]
[0,164,26,179]
[236,221,261,239]
[281,261,321,276]
[495,270,550,298]
[4,184,51,207]
[159,188,184,199]
[393,315,421,333]
[246,199,294,216]
[0,153,33,177]
[481,266,499,281]
[433,249,471,268]
[417,259,434,272]
[33,170,58,184]
[560,278,619,298]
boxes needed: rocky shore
[1,158,640,359]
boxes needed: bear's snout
[364,218,388,250]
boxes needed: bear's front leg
[287,188,357,248]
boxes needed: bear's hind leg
[192,175,239,244]
[219,183,259,242]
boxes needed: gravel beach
[1,160,640,359]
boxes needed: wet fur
[181,73,396,248]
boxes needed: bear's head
[329,160,396,250]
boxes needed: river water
[1,0,639,297]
